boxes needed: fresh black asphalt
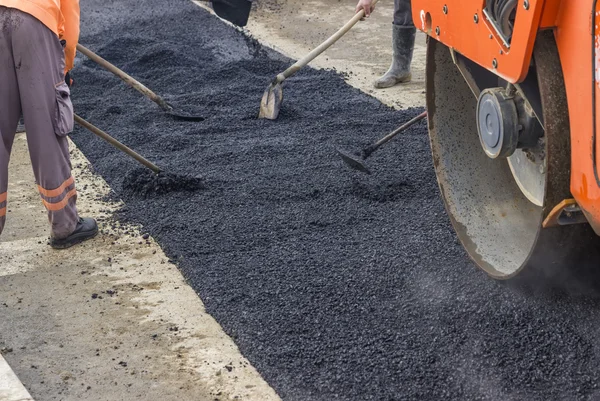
[71,1,600,399]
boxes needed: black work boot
[50,217,98,249]
[374,24,416,89]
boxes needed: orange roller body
[411,0,600,278]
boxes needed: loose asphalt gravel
[71,1,600,400]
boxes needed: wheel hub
[424,32,600,279]
[476,86,546,205]
[476,88,519,159]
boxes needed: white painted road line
[0,354,34,401]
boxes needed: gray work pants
[0,7,78,239]
[394,0,414,27]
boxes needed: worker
[355,0,415,88]
[0,0,98,249]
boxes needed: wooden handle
[276,0,380,83]
[74,114,161,174]
[76,44,172,112]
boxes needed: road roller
[411,0,600,279]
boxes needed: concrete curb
[0,354,34,401]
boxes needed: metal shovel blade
[165,109,205,122]
[337,149,371,174]
[162,101,205,121]
[259,82,283,120]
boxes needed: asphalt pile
[121,169,204,197]
[72,1,600,400]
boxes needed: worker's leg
[373,0,416,89]
[393,0,414,26]
[0,7,22,236]
[11,9,97,246]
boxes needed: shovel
[76,44,205,121]
[258,0,379,120]
[338,111,427,174]
[74,114,161,174]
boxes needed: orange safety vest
[0,0,80,73]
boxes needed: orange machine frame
[412,0,600,234]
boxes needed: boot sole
[373,75,412,89]
[50,227,99,250]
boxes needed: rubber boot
[374,25,416,89]
[50,217,98,249]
